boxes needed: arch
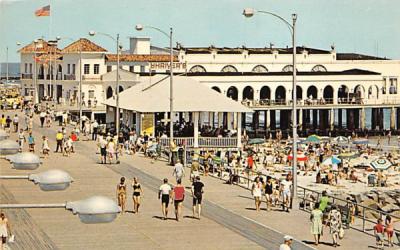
[106,86,113,99]
[295,85,303,100]
[242,86,254,100]
[227,86,238,101]
[307,85,318,99]
[118,86,124,93]
[221,65,238,73]
[189,65,206,73]
[39,65,44,75]
[368,85,379,99]
[260,86,271,100]
[275,86,286,101]
[282,65,297,72]
[252,65,268,73]
[323,85,334,102]
[211,86,221,93]
[311,64,327,72]
[337,85,349,99]
[354,85,365,99]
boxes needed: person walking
[0,212,12,250]
[172,159,185,182]
[18,129,26,152]
[116,177,127,213]
[42,136,50,157]
[27,132,35,152]
[264,176,273,211]
[172,179,185,221]
[132,177,143,214]
[279,235,293,250]
[107,138,116,164]
[55,130,64,153]
[374,218,385,249]
[98,135,107,164]
[4,116,11,133]
[192,176,204,219]
[251,177,262,212]
[310,202,323,246]
[12,114,19,133]
[280,174,292,212]
[92,120,99,141]
[385,215,398,247]
[158,178,172,220]
[39,111,46,127]
[328,204,342,247]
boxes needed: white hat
[284,235,293,241]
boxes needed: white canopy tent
[103,75,253,148]
[103,75,252,113]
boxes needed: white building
[19,37,400,134]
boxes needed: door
[57,85,62,103]
[38,84,45,101]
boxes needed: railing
[159,137,238,148]
[37,74,45,80]
[64,74,76,80]
[21,73,33,79]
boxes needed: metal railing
[159,137,238,148]
[64,74,76,80]
[21,73,33,79]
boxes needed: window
[282,65,294,72]
[72,64,76,74]
[129,66,134,73]
[24,63,28,73]
[311,65,327,72]
[67,64,71,74]
[140,65,145,73]
[189,65,206,73]
[221,65,238,73]
[389,78,398,94]
[107,65,112,72]
[252,65,268,73]
[84,64,90,74]
[29,64,32,73]
[94,64,100,74]
[382,77,387,94]
[88,90,95,99]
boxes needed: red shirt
[374,223,384,233]
[71,134,77,142]
[174,186,185,201]
[247,156,254,169]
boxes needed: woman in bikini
[132,177,143,213]
[116,177,127,213]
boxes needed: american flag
[35,5,50,17]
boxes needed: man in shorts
[99,135,107,164]
[158,178,172,220]
[173,159,185,182]
[280,175,292,212]
[192,176,204,219]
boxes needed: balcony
[21,73,33,79]
[64,74,76,80]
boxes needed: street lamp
[135,24,174,164]
[0,129,9,140]
[89,31,121,135]
[0,169,73,191]
[6,152,41,170]
[33,39,39,104]
[243,8,299,208]
[0,139,19,155]
[56,36,84,131]
[0,195,120,224]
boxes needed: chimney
[129,37,150,54]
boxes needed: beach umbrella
[370,159,392,171]
[306,135,321,143]
[322,156,342,165]
[248,138,265,145]
[353,139,369,145]
[338,152,358,159]
[288,152,307,161]
[333,136,349,144]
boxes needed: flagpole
[48,0,52,101]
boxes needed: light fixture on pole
[243,8,298,209]
[135,24,174,165]
[89,31,121,135]
[33,39,39,104]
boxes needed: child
[27,132,35,152]
[42,136,50,157]
[374,218,385,249]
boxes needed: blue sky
[0,0,399,62]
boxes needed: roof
[336,53,388,60]
[181,46,332,55]
[62,38,107,53]
[105,54,178,62]
[18,39,61,53]
[140,68,380,77]
[103,75,252,113]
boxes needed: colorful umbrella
[338,151,358,159]
[322,156,342,165]
[333,136,349,144]
[306,135,321,143]
[288,152,308,161]
[370,159,392,170]
[353,139,369,145]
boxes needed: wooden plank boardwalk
[0,185,58,250]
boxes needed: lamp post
[57,36,83,131]
[33,39,39,104]
[5,46,8,84]
[243,8,298,208]
[135,24,174,164]
[89,31,121,135]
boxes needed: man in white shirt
[173,160,185,182]
[158,178,172,220]
[280,175,292,212]
[279,235,293,250]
